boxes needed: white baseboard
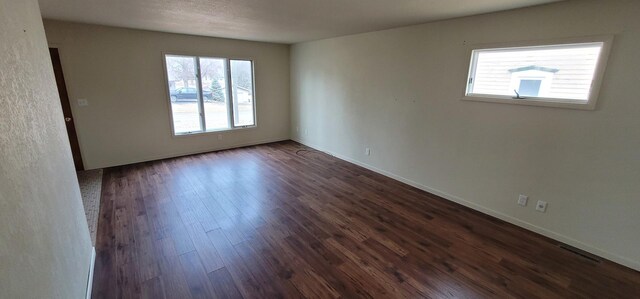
[293,138,640,272]
[86,247,96,299]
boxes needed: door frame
[49,47,85,171]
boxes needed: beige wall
[0,1,93,298]
[291,0,640,270]
[43,21,291,169]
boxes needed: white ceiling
[38,0,561,44]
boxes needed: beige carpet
[77,169,103,245]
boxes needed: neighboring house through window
[508,65,559,98]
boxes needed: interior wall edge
[0,1,93,297]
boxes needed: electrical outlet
[217,134,223,140]
[536,200,548,213]
[365,148,371,156]
[77,98,89,106]
[296,126,299,132]
[304,129,308,136]
[518,195,528,207]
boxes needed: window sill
[173,125,257,137]
[462,95,596,110]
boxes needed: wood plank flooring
[92,141,640,298]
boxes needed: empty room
[2,0,640,298]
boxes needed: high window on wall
[164,54,256,135]
[463,36,613,110]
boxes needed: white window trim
[462,35,614,110]
[161,52,257,137]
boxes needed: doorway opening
[50,48,102,245]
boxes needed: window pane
[518,80,542,97]
[230,60,255,126]
[468,43,603,101]
[200,58,230,131]
[165,55,202,134]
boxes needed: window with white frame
[463,36,613,110]
[164,54,256,135]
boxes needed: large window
[463,36,613,110]
[164,55,256,135]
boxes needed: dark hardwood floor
[92,141,640,298]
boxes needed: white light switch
[518,195,528,207]
[77,99,89,106]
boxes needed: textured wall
[0,1,93,298]
[43,21,290,169]
[291,0,640,270]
